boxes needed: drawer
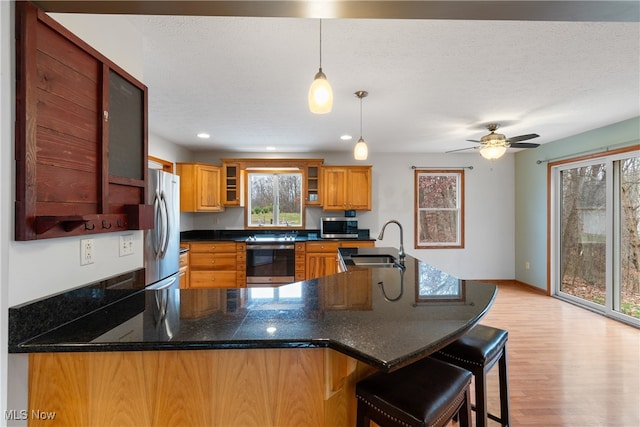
[189,242,237,253]
[190,253,237,270]
[189,271,237,288]
[305,242,340,253]
[339,241,375,248]
[179,252,189,268]
[295,242,306,252]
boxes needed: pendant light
[308,20,333,114]
[354,90,369,160]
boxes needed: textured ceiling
[48,2,640,155]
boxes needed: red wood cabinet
[15,2,150,240]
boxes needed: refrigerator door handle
[159,190,171,259]
[153,190,164,260]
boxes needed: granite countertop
[179,229,374,242]
[9,248,496,372]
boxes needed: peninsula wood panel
[28,348,370,427]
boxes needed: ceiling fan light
[308,69,333,114]
[480,145,507,160]
[354,137,368,160]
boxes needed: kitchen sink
[349,254,401,268]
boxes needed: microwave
[320,217,359,239]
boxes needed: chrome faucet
[378,220,405,261]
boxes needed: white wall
[0,2,12,424]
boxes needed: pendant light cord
[359,96,363,139]
[319,19,323,69]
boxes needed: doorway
[551,151,639,326]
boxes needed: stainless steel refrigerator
[144,169,180,339]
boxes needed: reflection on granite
[9,250,497,372]
[8,268,145,349]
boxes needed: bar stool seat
[432,324,510,427]
[356,357,473,427]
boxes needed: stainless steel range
[245,235,296,286]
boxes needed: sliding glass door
[552,151,639,326]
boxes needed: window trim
[414,169,465,249]
[245,170,305,229]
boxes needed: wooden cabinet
[294,242,306,281]
[305,165,321,206]
[176,163,223,212]
[187,242,245,288]
[321,272,372,310]
[15,2,150,240]
[179,249,190,289]
[321,166,372,211]
[222,162,241,206]
[305,240,375,280]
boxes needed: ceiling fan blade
[505,133,539,143]
[509,142,540,149]
[446,146,477,153]
[466,139,481,143]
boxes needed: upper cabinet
[14,3,150,240]
[222,161,241,206]
[176,163,223,212]
[321,166,372,211]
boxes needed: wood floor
[460,282,640,427]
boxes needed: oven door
[246,244,295,285]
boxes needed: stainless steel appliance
[320,217,359,239]
[144,169,180,338]
[246,235,296,286]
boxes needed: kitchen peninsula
[10,248,496,427]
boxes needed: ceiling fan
[447,123,540,159]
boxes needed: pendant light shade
[354,137,368,160]
[354,90,369,160]
[479,144,508,160]
[309,20,333,114]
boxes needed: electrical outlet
[119,234,134,256]
[80,239,95,265]
[525,261,530,270]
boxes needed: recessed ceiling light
[197,132,210,139]
[266,146,276,151]
[340,134,352,141]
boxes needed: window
[247,171,303,228]
[414,169,464,248]
[551,150,639,326]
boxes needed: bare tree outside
[248,173,302,227]
[559,156,639,319]
[415,170,464,248]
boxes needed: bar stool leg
[498,350,510,426]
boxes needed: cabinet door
[306,253,338,280]
[345,167,371,210]
[197,165,222,211]
[321,166,371,211]
[321,168,348,210]
[177,164,223,212]
[222,162,240,206]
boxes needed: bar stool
[432,324,510,427]
[356,357,473,427]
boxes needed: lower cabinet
[178,249,189,289]
[187,242,245,288]
[305,240,375,280]
[28,348,376,427]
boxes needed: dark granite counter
[180,228,373,242]
[9,248,496,372]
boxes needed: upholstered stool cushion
[436,324,508,367]
[356,357,472,427]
